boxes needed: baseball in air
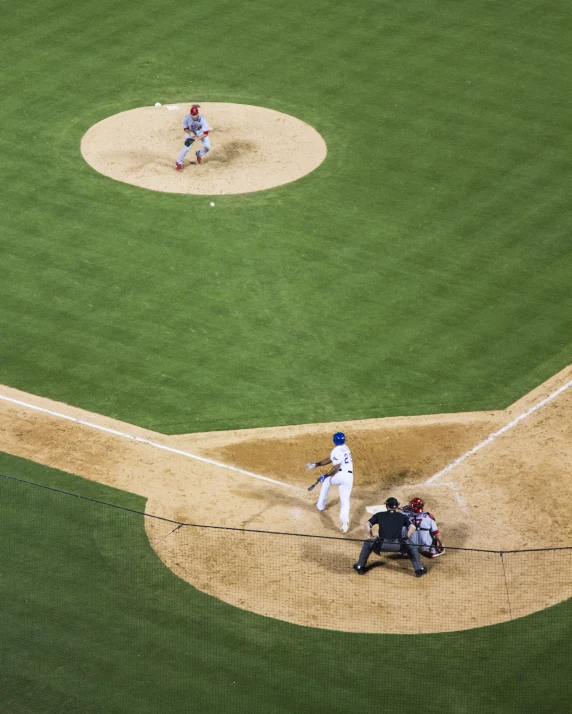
[210,202,215,207]
[154,102,162,107]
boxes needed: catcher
[402,497,445,558]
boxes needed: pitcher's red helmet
[409,497,424,513]
[190,105,200,115]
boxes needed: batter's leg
[337,482,352,528]
[316,478,331,511]
[329,472,352,527]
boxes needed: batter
[306,432,353,533]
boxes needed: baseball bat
[308,475,330,491]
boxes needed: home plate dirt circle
[80,102,328,195]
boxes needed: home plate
[365,504,387,514]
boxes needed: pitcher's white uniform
[317,444,353,530]
[176,106,211,168]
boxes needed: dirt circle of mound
[80,102,328,195]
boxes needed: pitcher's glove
[184,137,195,147]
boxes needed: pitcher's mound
[80,102,328,195]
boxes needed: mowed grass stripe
[1,0,571,431]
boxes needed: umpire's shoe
[353,563,366,575]
[415,567,428,578]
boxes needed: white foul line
[426,377,572,485]
[0,394,299,491]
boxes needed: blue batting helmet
[333,432,345,445]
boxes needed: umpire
[353,497,427,578]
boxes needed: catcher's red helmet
[190,105,200,115]
[409,497,424,513]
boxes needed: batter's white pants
[317,472,353,525]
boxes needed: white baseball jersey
[317,444,353,528]
[330,444,353,474]
[183,113,210,136]
[408,512,439,548]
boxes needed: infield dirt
[1,366,571,633]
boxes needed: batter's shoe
[415,567,428,578]
[341,521,349,533]
[429,549,445,558]
[353,563,366,575]
[195,151,202,165]
[175,162,183,171]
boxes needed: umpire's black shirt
[368,510,410,540]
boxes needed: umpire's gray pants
[357,538,423,573]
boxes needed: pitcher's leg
[177,143,193,164]
[197,136,211,158]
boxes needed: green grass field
[2,0,572,710]
[1,0,571,432]
[1,453,571,714]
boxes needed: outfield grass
[0,451,570,714]
[1,0,572,432]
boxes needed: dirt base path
[1,366,571,633]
